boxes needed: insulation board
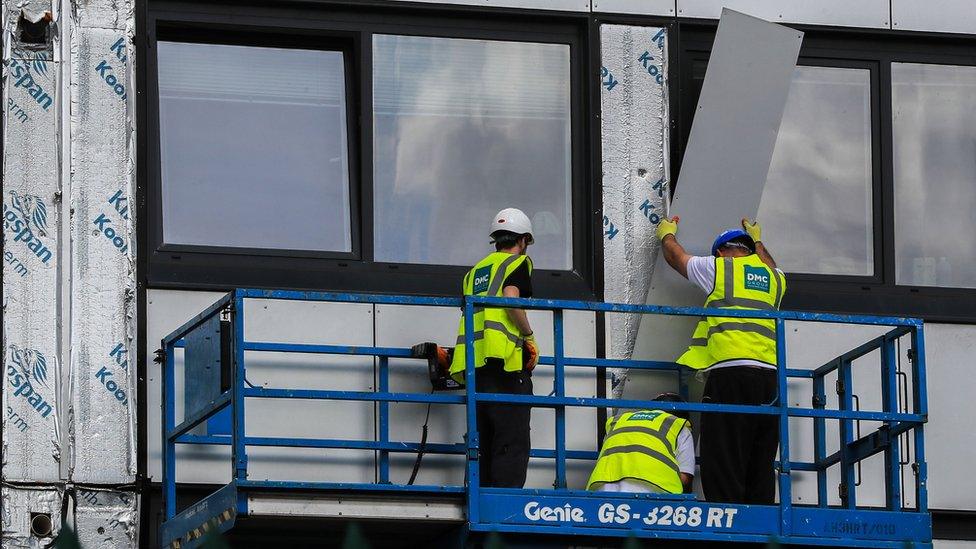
[598,24,670,398]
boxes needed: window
[675,26,976,320]
[157,41,352,253]
[145,5,590,297]
[759,66,874,276]
[372,35,573,270]
[892,63,976,289]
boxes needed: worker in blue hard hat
[656,216,785,505]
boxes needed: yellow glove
[656,216,679,241]
[742,218,762,243]
[523,333,539,372]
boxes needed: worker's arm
[742,218,776,269]
[661,235,692,279]
[657,217,692,278]
[675,427,696,493]
[755,241,777,270]
[503,285,533,336]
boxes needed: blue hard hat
[711,229,755,256]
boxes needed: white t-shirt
[592,426,695,493]
[685,256,784,371]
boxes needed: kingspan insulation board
[598,24,670,398]
[3,0,138,546]
[67,23,137,485]
[2,3,64,485]
[629,11,802,379]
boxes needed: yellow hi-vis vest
[677,255,786,370]
[449,252,533,381]
[586,410,689,494]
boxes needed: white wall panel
[148,291,376,485]
[935,541,976,549]
[892,0,976,34]
[920,323,976,511]
[676,0,890,29]
[375,304,598,490]
[390,0,589,12]
[592,0,674,16]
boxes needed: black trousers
[699,366,779,504]
[475,361,532,488]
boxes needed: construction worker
[656,217,785,504]
[586,393,695,494]
[449,208,540,488]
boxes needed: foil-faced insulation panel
[0,486,63,548]
[598,24,670,398]
[73,488,139,548]
[2,2,64,486]
[3,0,137,546]
[67,23,137,485]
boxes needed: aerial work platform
[158,289,930,548]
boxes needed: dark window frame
[672,22,976,322]
[149,26,363,261]
[144,2,596,300]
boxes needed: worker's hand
[742,218,762,243]
[656,216,679,241]
[523,333,539,372]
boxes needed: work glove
[742,218,762,243]
[523,333,539,372]
[656,216,679,241]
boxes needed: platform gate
[159,289,930,548]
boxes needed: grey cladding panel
[633,10,802,363]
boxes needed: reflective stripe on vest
[677,255,785,370]
[586,410,688,494]
[449,252,532,379]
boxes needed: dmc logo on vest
[743,265,770,293]
[473,266,491,294]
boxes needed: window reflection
[758,66,874,276]
[158,42,352,252]
[372,35,573,270]
[893,63,976,288]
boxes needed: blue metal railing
[160,289,930,548]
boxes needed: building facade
[2,0,975,546]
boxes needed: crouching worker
[586,394,695,494]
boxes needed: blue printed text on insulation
[601,67,619,91]
[95,38,128,100]
[93,214,130,253]
[5,251,30,278]
[109,190,131,221]
[638,51,663,84]
[3,192,53,265]
[639,199,660,224]
[2,58,53,111]
[652,29,666,49]
[6,346,54,420]
[603,216,619,240]
[7,98,29,123]
[96,347,128,406]
[110,342,129,371]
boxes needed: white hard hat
[490,208,534,244]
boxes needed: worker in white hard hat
[449,207,540,488]
[656,216,785,505]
